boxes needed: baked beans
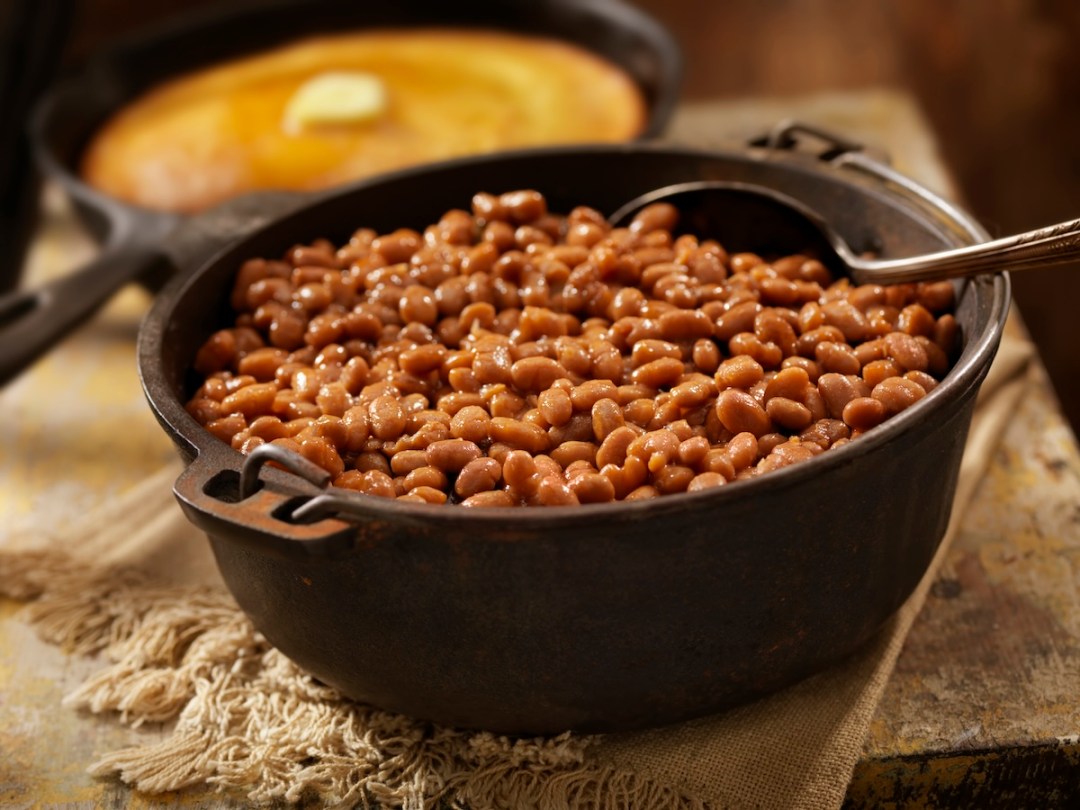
[186,191,959,506]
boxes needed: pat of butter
[283,71,387,132]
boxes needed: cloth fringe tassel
[0,548,705,810]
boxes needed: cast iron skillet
[139,137,1009,734]
[0,0,681,385]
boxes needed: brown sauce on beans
[186,191,960,507]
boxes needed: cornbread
[81,30,647,212]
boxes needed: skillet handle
[0,242,167,386]
[172,445,357,560]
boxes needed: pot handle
[173,443,358,559]
[751,119,987,246]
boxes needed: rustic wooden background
[5,0,1078,430]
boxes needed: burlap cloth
[0,95,1036,809]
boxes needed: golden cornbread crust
[81,29,647,213]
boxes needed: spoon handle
[856,217,1080,284]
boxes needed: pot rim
[139,140,1010,530]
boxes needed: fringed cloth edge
[0,548,707,810]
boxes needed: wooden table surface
[1,90,1078,808]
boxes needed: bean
[885,331,929,372]
[725,432,759,471]
[631,357,685,388]
[405,486,449,504]
[489,417,549,453]
[729,333,783,368]
[715,389,772,436]
[390,449,429,475]
[346,469,396,497]
[354,452,392,476]
[862,359,902,388]
[372,229,421,264]
[658,308,713,340]
[535,476,579,506]
[221,381,278,419]
[437,391,486,416]
[677,436,711,467]
[630,202,679,234]
[919,335,951,377]
[765,397,813,431]
[601,455,648,499]
[500,190,547,224]
[897,304,937,338]
[872,377,926,415]
[550,441,598,468]
[654,465,695,494]
[799,418,850,450]
[757,440,817,474]
[754,309,798,356]
[399,344,446,375]
[426,438,483,472]
[502,450,540,496]
[445,366,478,393]
[570,379,620,411]
[796,325,846,357]
[781,354,820,384]
[449,405,491,444]
[764,366,811,402]
[298,435,344,478]
[627,429,680,474]
[814,341,860,375]
[368,395,406,440]
[206,413,247,444]
[309,414,347,449]
[758,277,800,306]
[854,337,888,367]
[591,398,626,441]
[691,339,721,374]
[535,387,572,426]
[715,301,762,341]
[917,281,956,313]
[568,472,616,503]
[687,472,727,492]
[238,347,289,382]
[511,356,565,392]
[316,382,351,417]
[547,412,595,445]
[404,466,449,493]
[625,484,660,501]
[820,302,872,343]
[714,355,764,391]
[842,397,887,431]
[461,490,516,507]
[904,370,939,393]
[817,373,871,420]
[455,457,503,497]
[757,432,786,455]
[630,339,681,368]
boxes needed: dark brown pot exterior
[141,144,1009,734]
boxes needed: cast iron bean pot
[138,137,1009,734]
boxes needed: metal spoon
[609,180,1080,285]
